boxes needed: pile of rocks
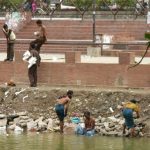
[0,112,59,133]
[0,87,150,137]
[95,114,147,137]
[0,111,149,137]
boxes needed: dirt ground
[0,85,150,120]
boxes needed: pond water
[0,133,149,150]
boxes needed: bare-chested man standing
[55,90,73,134]
[29,19,47,53]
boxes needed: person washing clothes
[122,99,140,137]
[55,90,73,134]
[75,111,95,136]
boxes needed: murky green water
[0,133,149,150]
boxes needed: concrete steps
[0,20,148,54]
[16,20,147,40]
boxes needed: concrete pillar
[65,51,81,64]
[119,52,135,65]
[87,46,101,57]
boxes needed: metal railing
[0,38,148,56]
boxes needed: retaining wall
[0,51,150,88]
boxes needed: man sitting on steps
[29,19,47,53]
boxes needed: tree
[115,0,135,8]
[0,0,23,10]
[70,0,93,20]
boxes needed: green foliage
[71,0,136,10]
[145,32,150,40]
[97,0,135,6]
[97,0,112,5]
[0,0,23,10]
[12,0,23,5]
[115,0,135,7]
[0,0,138,11]
[72,0,93,9]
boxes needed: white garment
[3,28,16,41]
[22,50,37,68]
[23,50,31,61]
[28,57,37,68]
[10,31,16,40]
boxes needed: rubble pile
[0,86,149,137]
[0,112,148,137]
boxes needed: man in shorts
[55,90,73,134]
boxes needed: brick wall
[0,51,150,88]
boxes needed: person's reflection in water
[56,135,64,150]
[82,136,96,150]
[122,138,135,150]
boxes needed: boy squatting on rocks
[55,90,73,134]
